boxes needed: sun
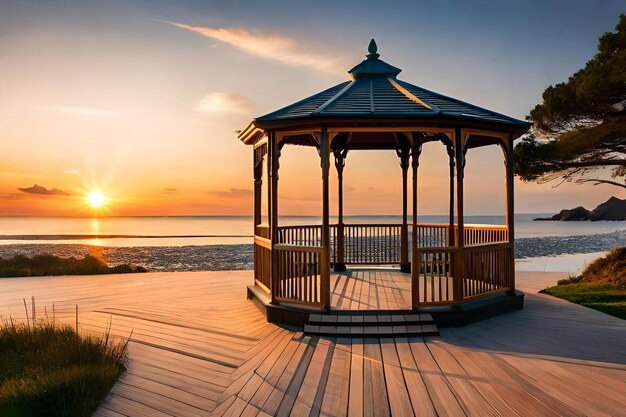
[87,191,106,208]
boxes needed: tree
[514,14,626,190]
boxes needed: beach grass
[540,247,626,319]
[0,317,127,417]
[0,254,146,278]
[541,284,626,319]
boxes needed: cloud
[168,22,337,72]
[194,92,252,114]
[63,169,79,175]
[51,105,115,117]
[18,184,71,196]
[0,193,25,200]
[207,188,252,199]
[161,188,178,194]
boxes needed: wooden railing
[274,243,327,308]
[277,224,322,246]
[253,236,272,292]
[457,225,508,245]
[413,247,455,304]
[343,224,402,264]
[277,223,508,265]
[462,242,514,299]
[415,224,450,247]
[278,224,339,264]
[265,223,513,308]
[255,224,270,239]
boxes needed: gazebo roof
[240,40,529,142]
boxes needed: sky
[0,0,625,217]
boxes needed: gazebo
[239,40,530,330]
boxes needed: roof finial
[366,39,379,60]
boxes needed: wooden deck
[1,270,625,416]
[331,269,412,310]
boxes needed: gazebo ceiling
[239,40,529,144]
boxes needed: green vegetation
[578,246,626,287]
[0,318,128,417]
[515,14,626,190]
[541,285,626,320]
[0,254,147,278]
[540,248,626,319]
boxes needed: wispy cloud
[63,169,79,175]
[0,193,25,200]
[194,92,252,114]
[168,22,337,72]
[161,188,178,194]
[51,105,115,117]
[18,184,71,196]
[207,188,252,199]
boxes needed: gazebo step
[304,323,439,337]
[307,313,434,326]
[304,313,438,337]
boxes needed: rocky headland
[536,196,626,221]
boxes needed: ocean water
[1,215,625,273]
[1,214,625,246]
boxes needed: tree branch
[554,159,626,168]
[576,178,626,189]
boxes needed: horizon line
[0,213,551,219]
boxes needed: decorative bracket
[396,147,410,171]
[334,148,348,168]
[446,143,455,168]
[410,132,425,169]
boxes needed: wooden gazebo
[239,40,529,327]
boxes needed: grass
[540,284,626,319]
[540,247,626,319]
[0,254,147,278]
[0,312,128,417]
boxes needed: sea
[1,214,625,275]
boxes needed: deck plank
[363,338,391,417]
[408,337,466,416]
[394,337,438,417]
[379,338,413,417]
[320,337,351,417]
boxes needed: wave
[515,229,626,258]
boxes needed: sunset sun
[87,191,106,208]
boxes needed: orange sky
[1,1,623,217]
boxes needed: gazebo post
[253,146,263,234]
[398,147,410,273]
[268,131,280,305]
[410,135,422,309]
[446,144,455,247]
[453,128,465,304]
[334,149,347,272]
[320,128,331,310]
[505,132,516,294]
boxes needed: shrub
[557,275,583,285]
[0,254,147,278]
[580,247,626,288]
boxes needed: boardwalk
[1,270,625,416]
